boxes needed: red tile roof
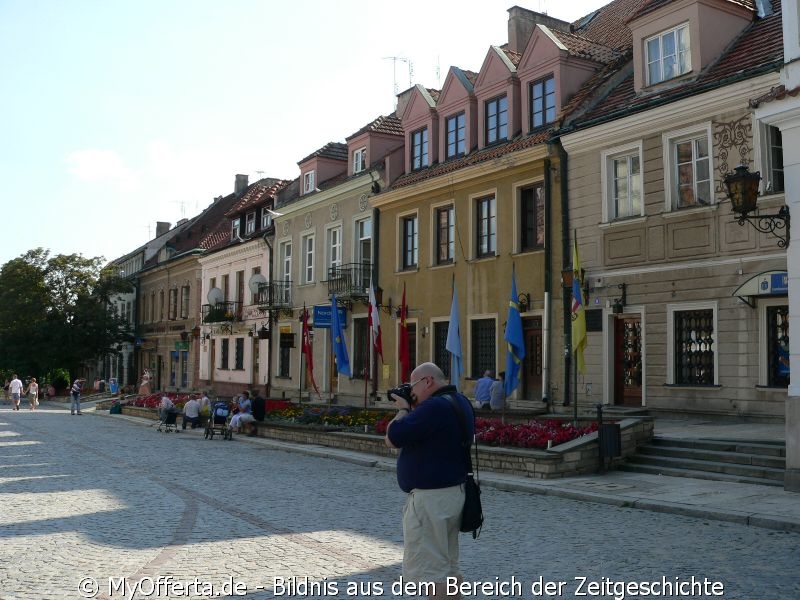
[346,113,404,140]
[561,0,782,131]
[298,142,348,165]
[225,178,287,218]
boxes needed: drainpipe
[264,234,274,398]
[543,157,552,411]
[371,206,380,399]
[558,141,571,407]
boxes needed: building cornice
[560,73,778,153]
[371,144,549,208]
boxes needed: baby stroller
[157,409,181,433]
[205,400,233,440]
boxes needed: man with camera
[385,362,474,599]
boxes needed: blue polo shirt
[387,387,475,493]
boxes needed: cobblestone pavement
[1,407,799,600]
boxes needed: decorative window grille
[352,317,368,379]
[434,321,450,378]
[235,338,244,370]
[470,318,496,378]
[674,309,714,385]
[221,339,230,370]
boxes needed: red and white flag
[368,284,383,363]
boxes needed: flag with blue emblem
[331,294,351,377]
[504,264,526,397]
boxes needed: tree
[0,249,132,380]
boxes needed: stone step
[616,462,785,487]
[625,454,785,482]
[638,444,785,469]
[652,437,785,458]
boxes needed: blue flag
[331,294,351,377]
[446,284,463,391]
[504,265,526,397]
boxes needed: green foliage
[0,248,133,379]
[47,368,71,391]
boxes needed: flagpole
[363,311,369,410]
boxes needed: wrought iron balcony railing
[256,280,292,309]
[327,262,371,300]
[202,301,242,323]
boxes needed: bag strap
[444,394,479,479]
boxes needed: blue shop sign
[313,305,347,329]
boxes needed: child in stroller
[204,400,233,440]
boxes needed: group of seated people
[158,390,256,434]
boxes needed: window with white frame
[667,302,717,386]
[262,207,273,230]
[412,128,429,170]
[646,24,691,85]
[301,234,315,284]
[180,284,190,319]
[664,125,712,210]
[475,195,496,258]
[231,219,241,239]
[327,226,342,279]
[762,124,785,194]
[446,112,466,159]
[355,218,371,290]
[245,211,256,234]
[303,171,316,193]
[353,147,367,174]
[401,215,418,270]
[603,144,643,221]
[279,241,292,303]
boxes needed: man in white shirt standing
[8,374,23,411]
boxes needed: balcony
[256,280,292,310]
[202,301,241,323]
[327,262,371,301]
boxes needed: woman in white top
[26,378,39,411]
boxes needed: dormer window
[303,171,316,193]
[530,75,555,130]
[646,24,691,85]
[411,127,429,171]
[231,219,241,239]
[262,207,273,230]
[485,95,508,145]
[353,147,367,174]
[245,211,256,234]
[446,112,466,159]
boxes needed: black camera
[387,383,415,406]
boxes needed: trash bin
[251,396,266,422]
[599,423,621,457]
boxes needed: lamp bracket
[735,205,790,248]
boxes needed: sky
[0,0,608,268]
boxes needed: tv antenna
[255,170,265,181]
[383,56,413,98]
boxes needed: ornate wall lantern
[724,164,790,247]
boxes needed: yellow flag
[571,237,587,374]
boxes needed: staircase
[620,437,786,487]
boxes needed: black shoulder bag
[445,394,483,539]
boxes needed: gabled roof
[346,113,404,140]
[298,142,348,166]
[225,178,286,218]
[570,0,650,51]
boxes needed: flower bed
[265,405,597,449]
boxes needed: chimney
[235,174,249,195]
[507,6,570,54]
[155,221,171,238]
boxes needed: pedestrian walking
[8,374,23,411]
[70,378,86,415]
[26,378,39,411]
[385,361,474,599]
